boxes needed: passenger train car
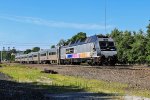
[15,35,117,65]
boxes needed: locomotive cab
[97,37,117,65]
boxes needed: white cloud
[0,15,113,30]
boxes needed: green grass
[0,64,150,98]
[0,64,43,82]
[47,74,127,94]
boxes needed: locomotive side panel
[60,42,97,64]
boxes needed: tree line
[102,22,150,64]
[24,47,40,54]
[0,47,41,62]
[107,22,150,64]
[0,47,17,62]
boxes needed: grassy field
[0,64,149,98]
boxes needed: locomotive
[15,35,117,66]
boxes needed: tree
[24,49,32,54]
[32,47,40,52]
[6,52,11,61]
[110,28,123,43]
[11,47,17,54]
[51,45,55,48]
[146,21,150,63]
[10,47,17,61]
[2,50,7,61]
[65,39,71,45]
[97,34,108,37]
[0,47,17,61]
[11,54,15,61]
[57,39,66,46]
[70,32,87,43]
[110,28,148,64]
[147,21,150,37]
[57,32,87,46]
[110,29,124,63]
[131,30,146,64]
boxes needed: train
[15,35,117,66]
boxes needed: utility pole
[19,50,21,64]
[8,47,10,63]
[2,47,6,60]
[1,48,2,63]
[57,45,62,65]
[1,47,5,63]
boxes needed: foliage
[0,48,17,61]
[70,32,87,43]
[51,45,55,48]
[146,22,150,37]
[57,39,66,46]
[32,47,40,52]
[110,28,148,64]
[58,32,87,46]
[24,49,32,54]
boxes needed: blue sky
[0,0,150,50]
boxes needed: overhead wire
[0,42,57,46]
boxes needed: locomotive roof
[63,35,98,48]
[62,35,113,48]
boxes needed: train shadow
[0,79,120,100]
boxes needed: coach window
[52,52,56,55]
[29,56,32,58]
[49,52,52,55]
[49,52,56,55]
[34,55,37,57]
[41,53,46,56]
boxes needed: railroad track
[21,63,150,71]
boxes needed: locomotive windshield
[99,41,116,51]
